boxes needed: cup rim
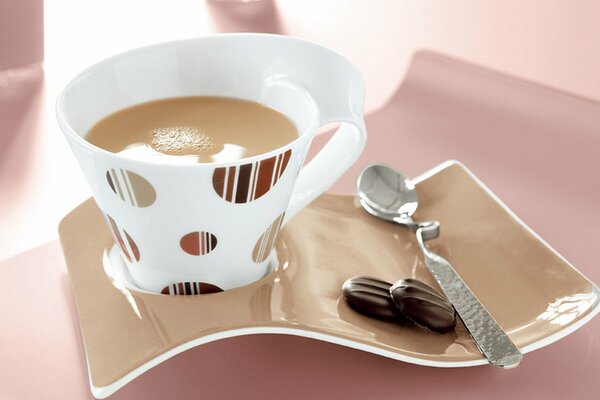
[56,33,332,169]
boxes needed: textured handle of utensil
[416,230,522,368]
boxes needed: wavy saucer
[59,161,600,399]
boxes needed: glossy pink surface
[0,0,43,70]
[1,1,600,399]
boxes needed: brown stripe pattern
[106,169,156,207]
[252,212,285,263]
[160,282,224,295]
[212,149,292,203]
[105,214,140,263]
[180,231,218,256]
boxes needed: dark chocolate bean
[390,278,456,333]
[342,277,405,322]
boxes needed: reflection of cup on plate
[57,34,367,294]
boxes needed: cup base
[102,244,279,295]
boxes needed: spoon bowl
[357,164,439,237]
[357,164,418,220]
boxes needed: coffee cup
[57,34,367,293]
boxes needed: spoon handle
[416,227,523,369]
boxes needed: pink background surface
[0,0,43,69]
[1,1,600,399]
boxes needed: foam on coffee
[151,126,215,155]
[86,96,298,164]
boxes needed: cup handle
[257,39,368,224]
[284,111,367,223]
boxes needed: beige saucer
[59,161,599,399]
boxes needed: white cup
[57,34,367,294]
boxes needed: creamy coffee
[86,96,298,164]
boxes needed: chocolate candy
[342,277,405,322]
[343,276,457,333]
[390,278,456,333]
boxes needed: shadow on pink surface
[0,0,44,189]
[0,0,44,71]
[206,0,284,34]
[0,70,45,205]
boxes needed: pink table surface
[2,1,600,399]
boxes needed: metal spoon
[357,164,439,237]
[357,164,522,368]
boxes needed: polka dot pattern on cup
[105,214,140,263]
[212,149,291,204]
[161,282,223,295]
[106,168,156,207]
[180,231,218,256]
[252,212,285,263]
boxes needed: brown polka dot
[180,231,218,256]
[161,282,224,295]
[104,214,140,263]
[106,168,156,207]
[212,149,292,203]
[252,212,285,263]
[124,230,140,262]
[106,171,116,194]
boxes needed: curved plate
[58,161,599,399]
